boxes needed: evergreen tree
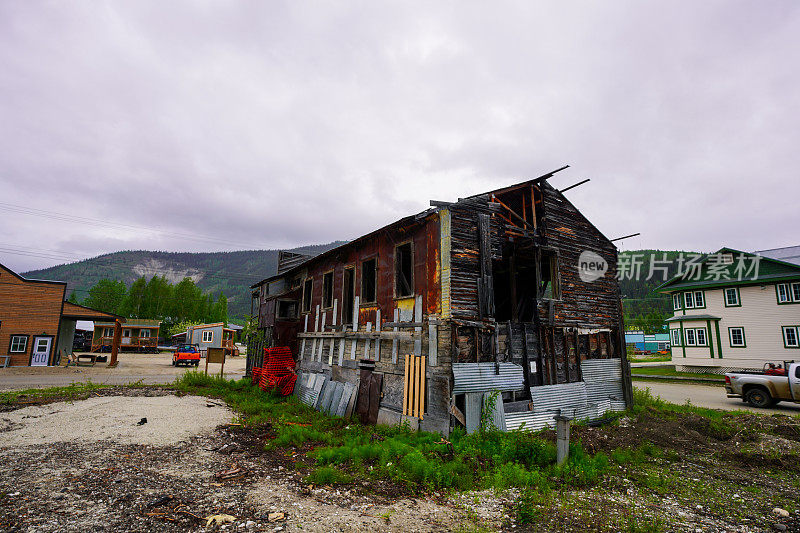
[67,291,80,304]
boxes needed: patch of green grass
[629,355,672,363]
[305,466,352,485]
[1,380,111,405]
[632,386,747,420]
[631,365,724,381]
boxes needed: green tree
[120,277,147,318]
[142,275,172,319]
[210,292,228,324]
[67,291,80,304]
[83,279,127,314]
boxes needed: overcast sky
[2,1,798,273]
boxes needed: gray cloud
[1,1,799,272]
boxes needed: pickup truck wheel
[745,388,773,408]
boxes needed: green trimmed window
[728,327,745,347]
[673,293,682,311]
[777,283,800,304]
[693,291,705,308]
[671,329,681,346]
[684,327,708,347]
[724,287,740,307]
[783,326,799,348]
[684,292,695,309]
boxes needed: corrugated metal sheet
[581,359,624,404]
[529,382,588,411]
[505,358,627,432]
[296,372,356,418]
[452,362,525,393]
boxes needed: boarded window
[362,258,377,303]
[322,271,334,308]
[277,300,298,319]
[302,278,313,312]
[395,243,413,297]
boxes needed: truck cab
[725,361,800,408]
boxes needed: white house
[657,247,800,373]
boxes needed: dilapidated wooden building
[250,168,632,434]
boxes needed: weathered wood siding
[540,183,620,329]
[0,264,65,366]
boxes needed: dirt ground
[2,388,800,532]
[0,351,247,391]
[0,388,480,532]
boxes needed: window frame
[673,294,682,311]
[322,270,334,310]
[361,256,378,304]
[777,283,793,304]
[695,327,707,346]
[685,328,696,346]
[8,334,29,354]
[671,329,681,346]
[684,292,695,309]
[723,287,741,307]
[793,282,800,303]
[139,329,151,338]
[277,299,299,320]
[103,327,114,338]
[394,241,414,298]
[728,327,746,348]
[693,290,706,309]
[202,330,214,343]
[783,326,799,348]
[301,278,313,313]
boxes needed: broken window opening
[322,271,334,309]
[277,300,298,320]
[361,258,377,304]
[539,252,560,300]
[302,278,313,313]
[395,242,413,297]
[342,267,355,323]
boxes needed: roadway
[633,379,800,416]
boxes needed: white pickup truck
[725,361,800,408]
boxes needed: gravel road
[0,351,246,391]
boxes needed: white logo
[578,251,608,282]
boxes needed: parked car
[172,344,201,367]
[725,361,800,407]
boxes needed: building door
[30,336,53,366]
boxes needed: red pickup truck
[172,344,201,367]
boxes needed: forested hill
[22,243,344,320]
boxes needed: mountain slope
[22,243,344,319]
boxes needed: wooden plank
[328,299,338,365]
[391,308,399,364]
[374,309,381,362]
[403,354,410,416]
[301,314,308,358]
[364,322,372,359]
[413,295,422,358]
[337,324,346,366]
[428,321,438,367]
[350,296,359,360]
[417,356,426,420]
[318,311,327,362]
[464,392,482,434]
[311,305,320,360]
